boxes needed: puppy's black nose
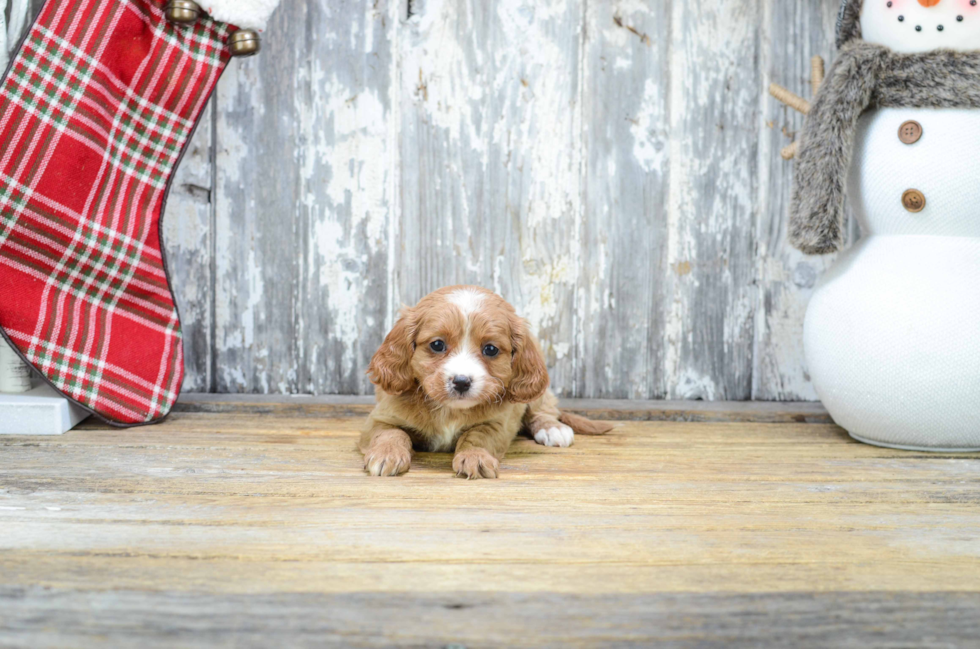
[452,375,472,394]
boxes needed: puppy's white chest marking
[430,423,463,452]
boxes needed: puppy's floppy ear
[507,316,550,403]
[368,307,419,394]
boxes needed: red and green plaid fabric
[0,0,232,424]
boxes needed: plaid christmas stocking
[0,0,279,425]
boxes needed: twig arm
[811,56,825,97]
[769,83,810,115]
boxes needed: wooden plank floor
[2,398,979,647]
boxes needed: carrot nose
[918,0,942,6]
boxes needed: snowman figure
[789,0,980,450]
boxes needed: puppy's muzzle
[452,375,472,395]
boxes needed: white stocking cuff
[203,0,281,31]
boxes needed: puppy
[360,286,613,479]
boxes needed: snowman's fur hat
[789,0,980,254]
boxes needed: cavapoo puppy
[361,286,612,479]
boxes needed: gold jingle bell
[164,0,201,24]
[229,30,261,57]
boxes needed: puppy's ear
[368,308,418,394]
[507,316,550,403]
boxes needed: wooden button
[902,189,926,213]
[898,120,922,144]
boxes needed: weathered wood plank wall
[29,0,846,399]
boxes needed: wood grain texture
[397,0,584,395]
[17,0,857,400]
[663,0,760,401]
[753,0,842,401]
[1,404,979,645]
[4,590,980,648]
[212,0,397,395]
[173,393,834,423]
[164,106,214,392]
[577,1,669,399]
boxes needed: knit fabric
[0,0,232,424]
[805,235,980,451]
[848,108,980,239]
[808,109,980,450]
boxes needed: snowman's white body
[802,3,980,450]
[805,108,980,450]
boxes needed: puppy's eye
[482,344,499,357]
[429,340,446,353]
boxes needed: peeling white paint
[675,369,717,401]
[162,104,215,391]
[665,0,760,400]
[162,0,829,401]
[404,0,488,162]
[311,218,361,374]
[631,79,666,174]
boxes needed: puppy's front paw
[363,445,411,477]
[453,448,499,480]
[533,424,574,448]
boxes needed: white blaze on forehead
[447,288,485,316]
[443,350,486,382]
[440,289,491,409]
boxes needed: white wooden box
[0,384,89,435]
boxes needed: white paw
[534,424,574,448]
